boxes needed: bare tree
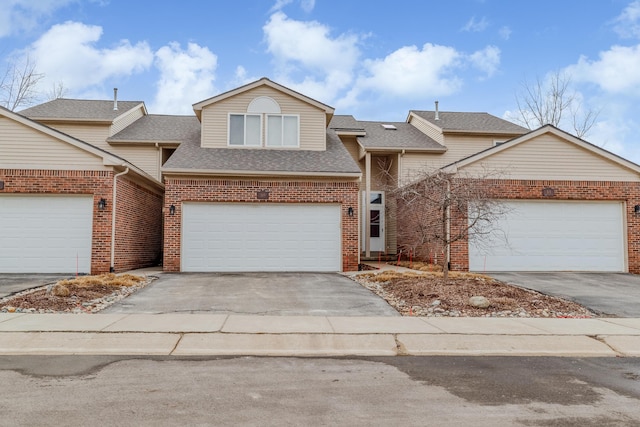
[391,168,508,280]
[512,71,599,138]
[0,56,44,111]
[46,81,68,101]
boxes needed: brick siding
[114,176,163,272]
[0,169,162,274]
[163,178,360,272]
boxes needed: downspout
[110,166,130,272]
[365,151,372,258]
[445,178,451,274]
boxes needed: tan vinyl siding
[0,117,107,170]
[408,114,444,144]
[401,135,495,184]
[385,153,400,254]
[342,136,365,189]
[110,105,144,136]
[459,133,640,181]
[46,123,111,150]
[39,122,160,178]
[201,86,327,150]
[113,146,160,179]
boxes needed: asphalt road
[1,356,639,426]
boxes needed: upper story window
[228,96,299,148]
[267,115,299,147]
[229,114,261,146]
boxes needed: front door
[362,191,385,252]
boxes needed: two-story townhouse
[3,77,640,275]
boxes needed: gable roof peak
[191,77,334,119]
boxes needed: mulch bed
[354,269,596,318]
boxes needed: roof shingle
[163,129,361,175]
[108,115,200,142]
[411,110,528,134]
[19,99,144,121]
[329,115,445,151]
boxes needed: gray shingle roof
[328,115,362,131]
[357,121,445,150]
[329,116,445,151]
[163,129,361,175]
[19,99,144,121]
[108,115,200,143]
[411,111,528,134]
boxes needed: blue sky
[2,0,640,161]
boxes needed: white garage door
[0,195,93,273]
[469,200,625,272]
[182,203,341,272]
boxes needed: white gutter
[110,167,130,272]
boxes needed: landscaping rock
[468,296,490,309]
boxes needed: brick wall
[114,176,163,272]
[0,169,164,274]
[449,179,640,273]
[164,178,360,272]
[0,169,113,274]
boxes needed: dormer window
[267,115,299,147]
[228,96,299,148]
[229,114,261,146]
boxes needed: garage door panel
[182,203,341,272]
[469,201,625,272]
[0,196,92,273]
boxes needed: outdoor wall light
[169,204,176,215]
[98,198,107,210]
[348,207,354,217]
[635,205,640,214]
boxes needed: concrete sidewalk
[0,313,639,357]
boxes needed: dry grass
[0,273,150,313]
[58,273,144,288]
[363,267,492,283]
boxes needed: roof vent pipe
[113,88,118,111]
[434,100,439,121]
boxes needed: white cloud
[469,45,501,77]
[613,0,640,39]
[300,0,315,13]
[354,44,462,98]
[566,44,640,95]
[499,26,512,40]
[0,0,77,38]
[270,0,315,13]
[229,65,257,88]
[261,12,500,112]
[263,11,360,102]
[337,43,501,109]
[270,0,293,12]
[461,16,489,32]
[151,42,217,114]
[24,21,153,93]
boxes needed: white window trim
[265,114,300,148]
[228,113,262,147]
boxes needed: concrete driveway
[0,274,70,298]
[488,272,640,317]
[102,272,399,316]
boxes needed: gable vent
[381,124,397,130]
